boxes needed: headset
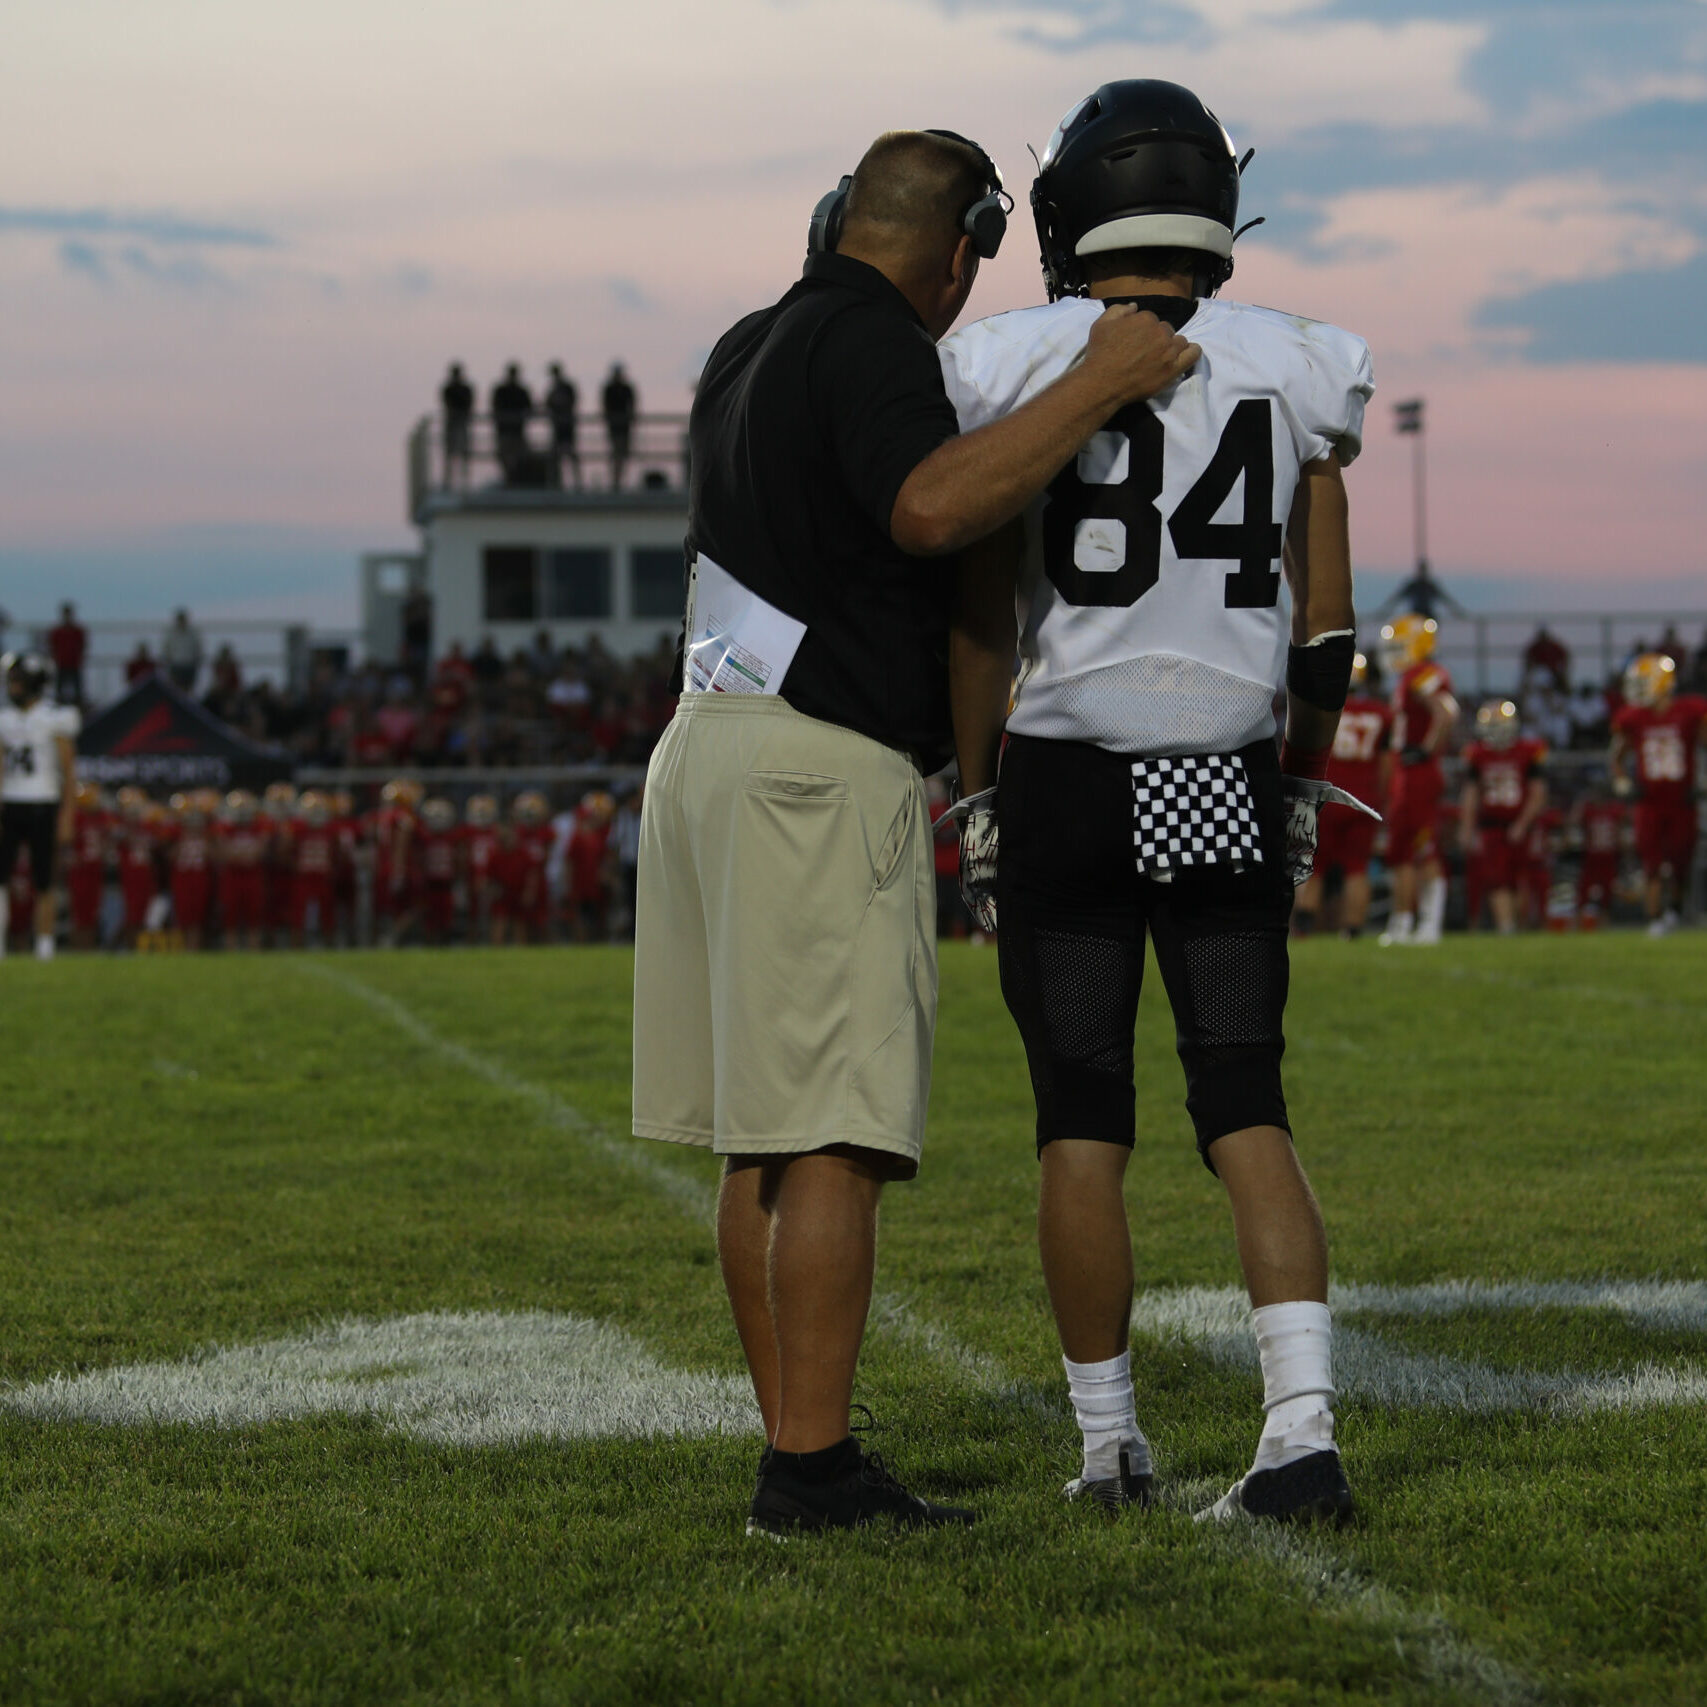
[808,129,1011,259]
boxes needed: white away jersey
[0,700,80,803]
[939,296,1373,755]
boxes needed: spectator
[210,643,242,698]
[1521,624,1570,694]
[125,642,158,686]
[432,641,474,713]
[440,362,474,486]
[528,627,558,681]
[545,363,581,489]
[47,602,88,706]
[601,362,637,489]
[1655,623,1685,665]
[471,635,504,706]
[161,610,204,693]
[1569,680,1607,749]
[491,363,533,481]
[401,588,433,685]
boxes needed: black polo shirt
[686,252,961,769]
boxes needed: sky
[2,0,1705,630]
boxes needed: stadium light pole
[1380,397,1464,619]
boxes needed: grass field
[2,935,1705,1706]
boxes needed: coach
[631,129,1198,1536]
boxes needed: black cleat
[1065,1446,1154,1514]
[747,1445,978,1539]
[1196,1448,1355,1528]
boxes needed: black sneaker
[747,1445,978,1538]
[1195,1449,1355,1528]
[1065,1445,1153,1514]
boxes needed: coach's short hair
[842,131,987,246]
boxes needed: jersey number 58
[1043,398,1282,610]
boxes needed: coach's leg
[1208,1127,1328,1308]
[1038,1140,1133,1362]
[717,1157,781,1438]
[767,1146,886,1454]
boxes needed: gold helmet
[381,778,424,810]
[1379,613,1437,672]
[263,781,298,815]
[420,797,457,832]
[580,790,615,820]
[223,788,258,823]
[117,785,148,818]
[512,789,549,825]
[465,793,498,827]
[298,789,331,826]
[1349,651,1369,690]
[1475,699,1520,749]
[168,792,191,816]
[1623,652,1676,710]
[330,788,354,818]
[74,780,102,811]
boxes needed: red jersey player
[166,791,217,950]
[1572,786,1628,929]
[493,791,551,945]
[564,790,615,943]
[1378,614,1458,946]
[285,790,340,946]
[216,789,269,950]
[461,794,502,939]
[260,780,299,947]
[1610,652,1707,935]
[369,778,421,946]
[65,780,111,950]
[1458,700,1547,934]
[1296,652,1394,937]
[116,788,163,948]
[415,797,462,944]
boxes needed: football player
[0,652,80,959]
[1458,701,1547,935]
[370,778,422,947]
[1572,778,1628,930]
[115,789,163,949]
[565,791,616,943]
[259,781,299,948]
[286,790,340,947]
[215,789,269,950]
[943,80,1369,1526]
[1295,652,1393,937]
[166,791,216,950]
[1610,653,1707,935]
[1377,614,1458,946]
[462,794,502,940]
[415,797,461,945]
[65,781,111,950]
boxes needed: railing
[408,410,691,522]
[1374,610,1707,700]
[5,620,366,712]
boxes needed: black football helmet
[4,651,51,706]
[1031,80,1252,301]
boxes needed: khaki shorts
[632,694,937,1178]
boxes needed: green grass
[2,935,1705,1705]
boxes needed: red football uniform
[369,805,417,917]
[567,818,611,905]
[288,824,338,932]
[1317,693,1395,877]
[66,808,110,933]
[1386,660,1454,864]
[1614,696,1707,877]
[168,821,216,931]
[118,820,161,931]
[415,825,460,938]
[217,820,270,935]
[461,825,501,903]
[1577,800,1626,915]
[1463,737,1547,891]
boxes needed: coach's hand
[1082,304,1200,406]
[950,787,999,934]
[1282,777,1381,888]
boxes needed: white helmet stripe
[1075,212,1234,259]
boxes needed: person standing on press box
[631,126,1199,1538]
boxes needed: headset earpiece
[807,175,853,256]
[923,128,1010,260]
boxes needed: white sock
[1419,876,1446,937]
[1251,1301,1336,1472]
[1386,910,1414,939]
[34,932,54,961]
[1064,1350,1151,1481]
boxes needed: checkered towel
[1131,753,1264,876]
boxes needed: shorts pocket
[744,770,849,803]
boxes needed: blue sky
[1,0,1703,628]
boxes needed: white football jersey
[939,296,1373,756]
[0,700,80,803]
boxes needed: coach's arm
[891,306,1197,557]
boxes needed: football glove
[1399,744,1430,768]
[943,786,999,934]
[1281,777,1381,888]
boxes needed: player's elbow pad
[1286,629,1357,713]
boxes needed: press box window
[545,548,613,619]
[631,548,686,620]
[482,547,537,622]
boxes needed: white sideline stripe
[1130,1285,1707,1414]
[298,961,1019,1400]
[1,1311,761,1445]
